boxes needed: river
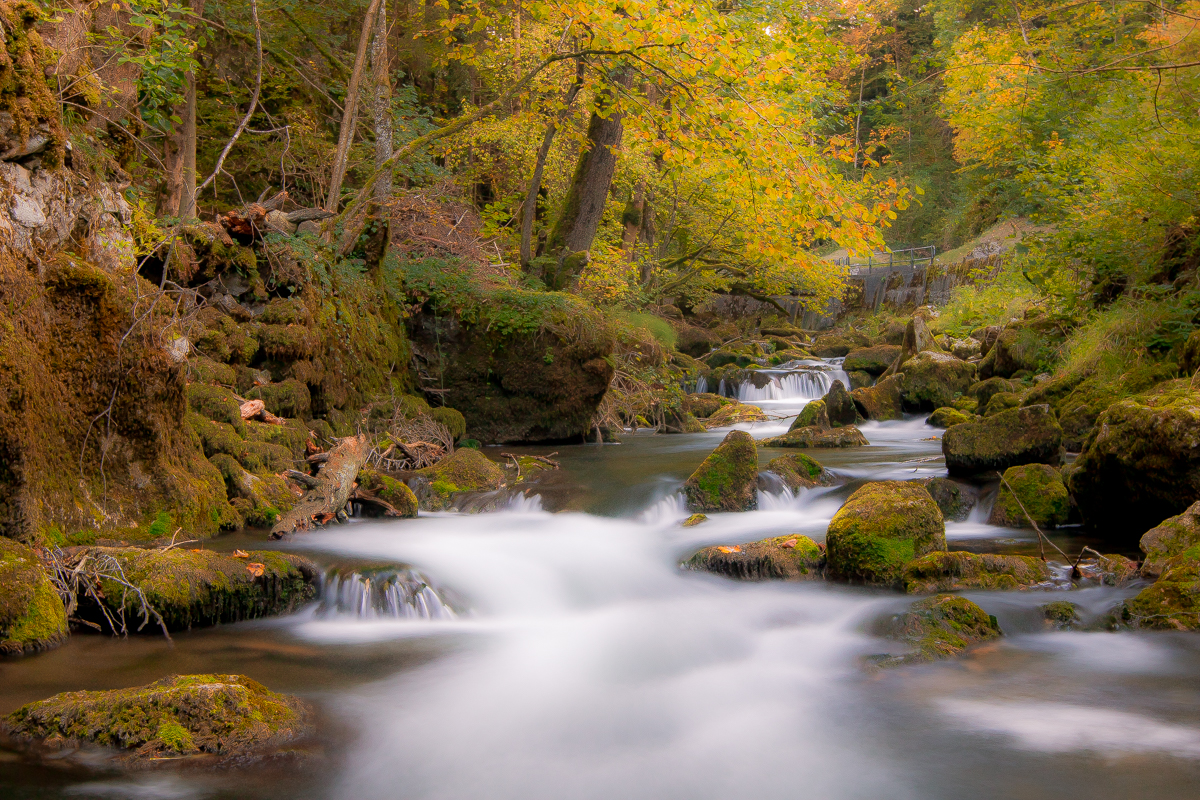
[2,361,1199,799]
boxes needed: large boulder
[1139,501,1200,579]
[825,481,946,587]
[789,400,830,431]
[851,374,905,420]
[685,535,823,581]
[921,477,975,521]
[682,430,759,512]
[1,539,68,655]
[942,404,1063,476]
[1068,381,1200,537]
[989,464,1069,528]
[902,551,1052,593]
[764,453,836,491]
[926,407,973,428]
[1,674,314,767]
[844,345,901,376]
[759,426,869,448]
[898,351,977,411]
[982,391,1022,417]
[874,595,1001,665]
[822,380,859,427]
[1122,546,1200,630]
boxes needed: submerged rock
[1140,501,1200,579]
[1,674,314,767]
[925,407,973,428]
[759,426,869,448]
[874,595,1001,666]
[764,453,836,491]
[686,535,823,581]
[844,345,901,376]
[1075,553,1139,586]
[826,481,946,587]
[0,539,68,656]
[898,351,977,411]
[682,430,759,512]
[942,404,1063,476]
[681,513,708,527]
[921,477,975,521]
[989,464,1069,528]
[902,551,1052,593]
[1122,545,1200,630]
[851,374,905,421]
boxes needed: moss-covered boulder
[1122,545,1200,630]
[682,393,731,419]
[685,535,823,581]
[978,327,1047,379]
[823,380,858,427]
[82,547,317,631]
[875,595,1001,665]
[942,404,1063,476]
[811,332,865,358]
[682,430,759,512]
[764,453,835,491]
[243,418,311,461]
[703,401,769,428]
[983,391,1022,417]
[189,413,294,475]
[208,454,296,529]
[1,674,313,766]
[415,448,506,510]
[969,377,1020,412]
[790,400,829,431]
[356,470,420,518]
[896,351,976,411]
[825,481,946,587]
[1,539,68,656]
[429,407,467,441]
[1041,601,1082,629]
[1140,501,1200,579]
[848,370,873,390]
[759,426,869,448]
[245,378,311,421]
[902,551,1052,593]
[989,464,1069,528]
[926,407,973,428]
[922,477,974,521]
[844,345,901,376]
[1068,380,1200,537]
[851,374,905,420]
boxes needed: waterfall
[317,569,459,620]
[696,375,709,394]
[735,365,853,402]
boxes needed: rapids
[2,374,1199,799]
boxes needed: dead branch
[197,0,263,195]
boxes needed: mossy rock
[0,538,68,656]
[415,448,506,510]
[843,345,901,376]
[983,391,1022,417]
[1121,544,1200,630]
[257,323,318,361]
[1069,380,1200,537]
[811,332,866,358]
[705,350,756,369]
[1,674,314,766]
[921,477,974,521]
[989,464,1069,528]
[1041,601,1081,629]
[686,535,823,581]
[357,470,419,517]
[902,551,1052,593]
[759,425,868,448]
[188,358,238,387]
[682,430,758,512]
[942,404,1063,477]
[703,401,768,428]
[897,351,977,412]
[826,481,946,587]
[767,348,814,365]
[429,407,467,441]
[926,407,973,428]
[1076,553,1139,586]
[969,377,1020,411]
[851,374,904,421]
[847,370,873,390]
[764,453,835,491]
[245,379,312,420]
[1031,363,1177,451]
[952,395,979,413]
[979,326,1055,379]
[682,393,732,419]
[209,454,296,528]
[189,414,293,475]
[83,547,317,631]
[875,595,1001,666]
[823,380,858,427]
[243,418,311,460]
[790,399,829,431]
[1140,501,1200,579]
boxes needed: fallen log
[271,434,369,539]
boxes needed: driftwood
[271,434,369,538]
[239,399,285,425]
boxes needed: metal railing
[832,245,937,273]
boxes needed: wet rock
[897,351,977,411]
[989,464,1069,528]
[902,551,1052,593]
[0,539,68,656]
[790,399,830,431]
[847,370,873,390]
[1041,600,1081,629]
[681,513,707,527]
[682,393,731,419]
[851,374,905,421]
[1075,553,1139,586]
[415,448,506,511]
[826,481,946,587]
[823,380,858,427]
[357,470,419,518]
[942,404,1063,476]
[1122,545,1200,630]
[1140,501,1200,579]
[969,377,1020,412]
[759,426,869,448]
[1,674,314,767]
[843,345,901,376]
[80,547,317,632]
[767,347,815,365]
[764,453,836,490]
[1068,380,1200,537]
[925,407,973,428]
[921,477,975,521]
[686,535,823,581]
[683,430,759,512]
[874,595,1001,666]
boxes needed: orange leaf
[781,538,798,549]
[716,545,742,554]
[246,562,265,577]
[233,549,250,558]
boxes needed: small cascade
[317,569,460,620]
[736,370,839,402]
[640,492,690,525]
[696,375,709,394]
[505,491,545,513]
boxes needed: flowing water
[2,362,1200,799]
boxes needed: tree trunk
[158,134,184,217]
[180,0,206,219]
[621,181,644,253]
[325,0,384,213]
[369,0,393,205]
[271,435,369,538]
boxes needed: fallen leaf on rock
[233,549,249,558]
[246,562,265,577]
[716,545,742,554]
[781,538,798,549]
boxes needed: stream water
[2,361,1200,799]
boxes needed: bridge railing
[832,245,937,273]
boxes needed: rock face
[898,351,977,411]
[764,453,835,490]
[926,407,973,428]
[922,477,974,521]
[989,464,1069,528]
[942,405,1063,476]
[825,481,946,587]
[82,547,316,632]
[686,535,823,581]
[759,426,869,448]
[851,374,905,420]
[414,448,506,511]
[876,595,1001,665]
[844,345,901,376]
[822,380,859,426]
[1,674,313,766]
[1140,501,1200,579]
[683,430,759,512]
[0,538,68,655]
[1122,545,1200,630]
[902,551,1052,593]
[1068,381,1200,537]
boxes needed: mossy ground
[682,430,758,512]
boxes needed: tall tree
[326,0,384,213]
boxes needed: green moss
[682,430,758,512]
[765,453,831,490]
[258,324,318,361]
[926,407,973,428]
[844,345,901,375]
[1140,501,1200,578]
[902,551,1051,593]
[826,481,945,587]
[415,449,504,511]
[990,463,1069,528]
[758,426,869,448]
[155,719,196,753]
[943,404,1063,476]
[681,513,708,527]
[1041,601,1081,629]
[791,400,828,430]
[686,535,823,581]
[0,538,67,655]
[357,470,419,517]
[429,407,467,440]
[187,384,245,432]
[897,351,978,411]
[682,393,731,419]
[878,594,1002,665]
[1122,544,1200,630]
[851,374,905,420]
[983,391,1022,417]
[246,379,312,420]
